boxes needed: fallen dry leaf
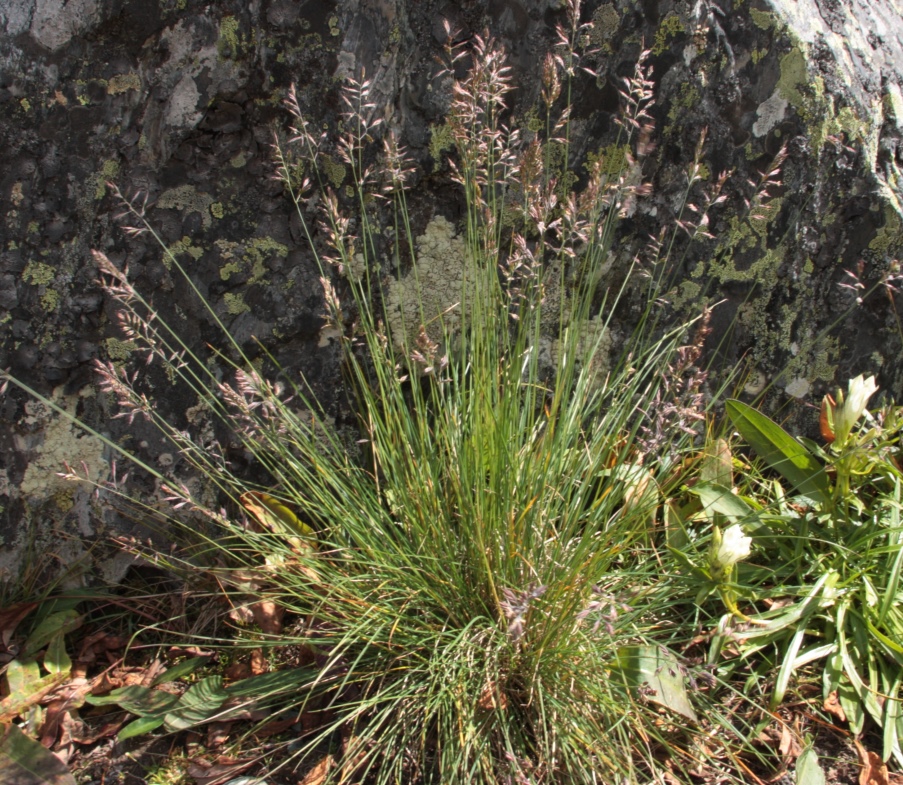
[824,691,847,723]
[251,600,284,635]
[856,739,890,785]
[206,721,233,749]
[0,602,37,649]
[250,649,268,676]
[252,718,296,740]
[778,722,802,760]
[187,755,255,785]
[224,661,252,681]
[299,754,334,785]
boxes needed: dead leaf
[206,721,233,749]
[0,671,70,723]
[228,606,256,626]
[778,722,802,760]
[252,718,296,739]
[0,603,37,649]
[251,601,284,635]
[186,755,255,785]
[477,681,508,711]
[855,739,889,785]
[299,755,334,785]
[224,661,252,681]
[250,649,268,676]
[824,691,847,723]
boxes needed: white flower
[710,524,752,576]
[834,374,878,444]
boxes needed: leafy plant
[691,377,903,765]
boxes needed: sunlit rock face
[0,0,900,578]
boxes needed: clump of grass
[2,3,759,782]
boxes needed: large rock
[0,0,901,580]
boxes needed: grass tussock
[3,1,902,783]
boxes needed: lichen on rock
[385,216,475,349]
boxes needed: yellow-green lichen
[869,207,903,255]
[328,15,340,36]
[165,237,205,269]
[652,14,684,56]
[41,289,60,311]
[210,202,225,219]
[94,159,121,200]
[429,123,455,164]
[590,4,619,49]
[107,73,140,95]
[224,292,250,315]
[218,15,241,58]
[386,216,474,348]
[229,152,246,168]
[23,261,56,286]
[749,8,775,30]
[585,143,630,180]
[19,393,107,502]
[319,154,346,188]
[104,337,136,360]
[157,185,214,229]
[215,237,287,284]
[19,98,31,112]
[751,47,767,65]
[777,48,810,112]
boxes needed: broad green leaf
[725,400,829,503]
[86,685,180,717]
[0,662,68,721]
[151,656,211,687]
[163,676,229,731]
[612,645,697,722]
[21,610,82,660]
[118,715,165,740]
[5,660,42,697]
[0,723,76,785]
[691,482,754,524]
[795,744,826,785]
[43,634,71,676]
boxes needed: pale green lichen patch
[319,154,346,188]
[104,337,136,360]
[19,393,107,502]
[429,123,455,164]
[749,8,775,30]
[41,290,60,311]
[868,207,903,255]
[224,292,250,315]
[215,237,287,284]
[157,185,214,229]
[652,14,684,56]
[590,4,619,49]
[386,216,474,348]
[218,15,241,58]
[585,144,630,180]
[23,261,56,286]
[210,202,225,219]
[776,48,809,110]
[94,159,121,200]
[107,73,140,95]
[164,236,205,269]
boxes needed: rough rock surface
[0,0,901,581]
